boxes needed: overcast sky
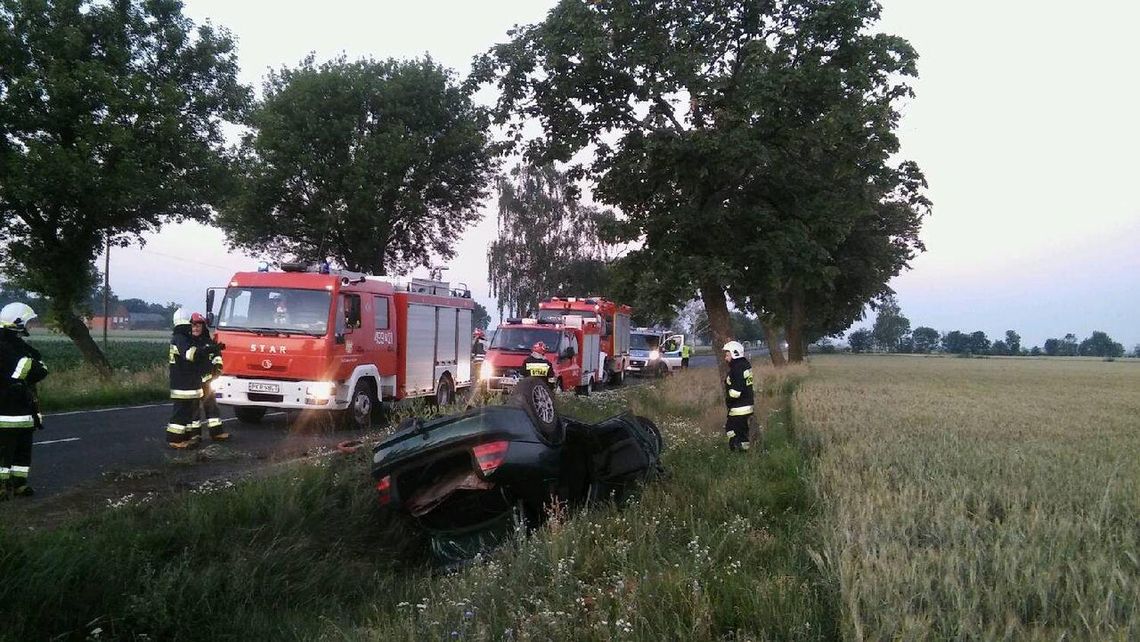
[100,0,1139,349]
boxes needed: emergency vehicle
[206,263,474,428]
[480,316,602,395]
[628,328,687,376]
[537,296,631,385]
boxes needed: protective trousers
[724,413,753,451]
[0,428,33,496]
[167,398,201,447]
[197,384,227,440]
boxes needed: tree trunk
[786,285,806,363]
[54,307,114,379]
[698,278,733,379]
[764,324,787,367]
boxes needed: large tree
[487,163,613,318]
[911,326,940,354]
[471,0,928,371]
[0,0,249,375]
[220,55,494,276]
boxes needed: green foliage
[0,0,250,370]
[472,301,492,331]
[29,339,165,373]
[871,295,910,352]
[487,163,613,317]
[471,0,929,363]
[220,55,494,276]
[1044,333,1079,357]
[1005,330,1022,355]
[911,326,940,354]
[847,328,873,353]
[1078,331,1124,358]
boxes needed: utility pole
[102,234,110,348]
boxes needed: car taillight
[473,440,509,475]
[376,475,391,505]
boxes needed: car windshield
[489,328,561,352]
[630,333,661,350]
[217,287,331,335]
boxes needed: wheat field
[796,355,1140,640]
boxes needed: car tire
[508,378,564,446]
[610,367,624,386]
[576,376,593,397]
[234,406,267,424]
[433,374,455,407]
[340,380,376,430]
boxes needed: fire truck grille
[248,392,284,403]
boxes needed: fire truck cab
[537,296,630,385]
[480,316,602,395]
[207,264,474,428]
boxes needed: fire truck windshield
[537,309,608,336]
[490,328,561,353]
[217,287,331,336]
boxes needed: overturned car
[371,379,664,562]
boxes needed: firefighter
[523,341,557,389]
[472,328,486,357]
[681,341,692,369]
[167,308,205,449]
[191,313,229,442]
[0,302,48,499]
[722,340,755,451]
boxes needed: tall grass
[36,363,168,411]
[0,367,833,641]
[797,355,1140,640]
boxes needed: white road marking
[34,437,82,446]
[45,403,167,417]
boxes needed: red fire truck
[480,316,602,394]
[537,296,631,385]
[206,264,474,428]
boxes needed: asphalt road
[26,353,721,499]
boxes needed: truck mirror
[206,289,215,318]
[207,311,215,326]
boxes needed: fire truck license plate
[248,382,280,393]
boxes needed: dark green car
[372,379,664,562]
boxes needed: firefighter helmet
[0,302,37,335]
[722,340,745,359]
[172,307,192,328]
[531,341,547,354]
[190,312,207,324]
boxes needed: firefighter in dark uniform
[190,313,229,442]
[0,302,49,498]
[722,340,755,451]
[523,341,557,390]
[168,308,205,448]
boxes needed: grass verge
[0,366,836,641]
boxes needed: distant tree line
[844,296,1130,358]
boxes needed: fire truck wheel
[234,406,267,424]
[433,375,455,407]
[610,368,624,386]
[509,378,564,446]
[342,381,376,430]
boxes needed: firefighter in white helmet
[167,307,205,448]
[0,302,49,498]
[722,340,755,451]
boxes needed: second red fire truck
[537,296,631,385]
[480,316,602,394]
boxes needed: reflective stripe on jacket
[724,357,755,415]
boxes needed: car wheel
[576,376,593,397]
[433,374,455,407]
[610,368,624,386]
[234,406,267,424]
[340,381,375,430]
[636,415,665,453]
[508,378,564,446]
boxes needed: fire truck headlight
[306,381,336,400]
[480,365,494,381]
[650,350,661,361]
